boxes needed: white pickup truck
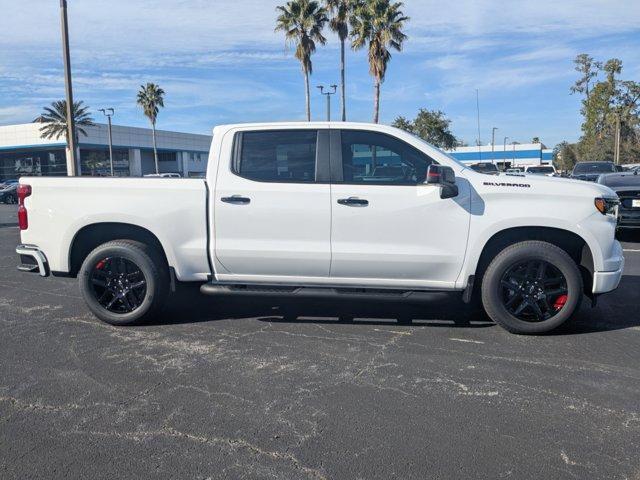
[16,122,624,334]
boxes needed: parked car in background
[143,173,182,178]
[468,162,499,175]
[0,179,19,188]
[0,183,18,204]
[505,168,523,174]
[571,161,617,182]
[597,170,640,229]
[525,165,557,176]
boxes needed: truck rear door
[212,127,332,280]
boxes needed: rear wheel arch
[68,223,170,277]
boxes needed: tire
[78,240,169,326]
[481,241,583,334]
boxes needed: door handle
[221,195,251,205]
[337,197,369,207]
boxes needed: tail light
[17,184,31,230]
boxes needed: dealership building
[0,122,212,180]
[446,143,554,169]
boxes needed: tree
[570,54,601,99]
[136,83,165,174]
[392,109,459,149]
[35,100,94,168]
[391,115,412,132]
[325,0,359,121]
[553,141,578,172]
[276,0,328,122]
[351,0,408,123]
[35,100,94,144]
[575,57,640,164]
[531,137,540,144]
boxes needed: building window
[80,148,129,176]
[158,152,176,162]
[0,148,67,180]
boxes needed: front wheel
[78,240,168,326]
[481,241,583,334]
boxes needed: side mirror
[426,164,458,199]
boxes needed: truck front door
[329,129,470,289]
[213,127,332,281]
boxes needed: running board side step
[200,283,445,299]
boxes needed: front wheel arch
[473,226,592,296]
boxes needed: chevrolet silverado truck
[15,122,624,334]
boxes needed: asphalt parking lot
[1,204,639,479]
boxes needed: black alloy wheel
[90,256,147,314]
[500,259,568,322]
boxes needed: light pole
[491,127,498,165]
[317,85,337,121]
[99,108,115,176]
[60,0,77,176]
[503,137,509,170]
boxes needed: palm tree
[35,100,94,158]
[325,0,359,121]
[136,83,165,174]
[276,0,328,121]
[350,0,408,123]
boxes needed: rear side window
[234,130,317,182]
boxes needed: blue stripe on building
[449,149,543,161]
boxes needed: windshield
[471,163,498,172]
[573,162,616,174]
[527,166,554,174]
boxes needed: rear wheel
[79,240,168,326]
[481,241,583,334]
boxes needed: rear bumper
[16,244,49,277]
[592,241,624,294]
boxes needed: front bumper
[16,244,49,277]
[592,241,624,294]
[617,208,640,229]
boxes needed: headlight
[594,197,619,216]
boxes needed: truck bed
[19,177,210,281]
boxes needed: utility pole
[614,112,621,165]
[491,127,498,165]
[476,89,482,162]
[99,108,115,176]
[317,85,338,121]
[503,137,509,169]
[60,0,77,176]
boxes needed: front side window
[340,130,434,184]
[235,130,317,182]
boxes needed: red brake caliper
[95,259,106,270]
[553,294,568,311]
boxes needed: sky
[0,0,639,148]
